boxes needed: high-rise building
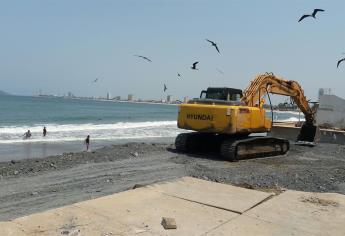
[107,92,111,100]
[128,94,134,101]
[183,96,189,103]
[167,95,172,103]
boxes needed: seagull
[337,58,345,68]
[191,62,199,70]
[177,73,182,78]
[134,55,152,62]
[206,39,220,53]
[164,84,167,92]
[298,9,325,22]
[93,78,99,83]
[216,69,224,75]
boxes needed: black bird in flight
[177,73,182,78]
[134,55,152,62]
[337,58,345,68]
[206,39,220,53]
[191,62,199,70]
[164,84,167,92]
[298,9,325,22]
[93,78,99,83]
[216,69,224,75]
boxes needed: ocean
[0,95,303,161]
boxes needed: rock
[202,175,209,181]
[50,163,56,168]
[10,160,16,164]
[133,184,145,189]
[68,229,81,236]
[13,171,19,175]
[131,152,139,157]
[161,217,177,230]
[31,191,38,196]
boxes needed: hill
[0,90,10,96]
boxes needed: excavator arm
[241,73,315,124]
[241,73,317,142]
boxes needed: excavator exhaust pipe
[296,122,317,143]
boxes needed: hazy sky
[1,0,344,101]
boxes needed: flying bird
[337,58,345,68]
[206,39,220,53]
[298,9,325,22]
[177,73,182,78]
[163,84,167,92]
[191,62,199,70]
[93,78,99,83]
[134,55,152,62]
[216,69,224,75]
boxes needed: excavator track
[220,136,289,161]
[175,133,289,161]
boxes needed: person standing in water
[85,135,90,151]
[23,130,31,139]
[43,126,47,137]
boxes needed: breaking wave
[0,121,180,144]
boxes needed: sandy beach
[0,141,345,221]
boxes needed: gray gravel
[0,142,345,221]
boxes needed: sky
[0,0,344,101]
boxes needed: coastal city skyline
[1,0,344,101]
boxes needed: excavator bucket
[296,123,317,143]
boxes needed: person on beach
[85,135,90,151]
[43,126,47,137]
[23,130,31,139]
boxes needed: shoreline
[0,137,175,162]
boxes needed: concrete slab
[74,187,238,236]
[206,215,315,236]
[245,190,345,236]
[2,178,344,236]
[0,222,27,236]
[149,176,273,213]
[12,205,126,236]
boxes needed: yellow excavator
[175,73,317,160]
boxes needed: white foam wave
[275,117,305,122]
[272,110,302,116]
[0,121,180,144]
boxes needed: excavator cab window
[200,88,242,101]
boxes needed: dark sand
[0,142,345,221]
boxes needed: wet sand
[0,141,345,221]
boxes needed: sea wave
[0,121,180,144]
[274,117,305,122]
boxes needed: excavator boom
[241,73,316,142]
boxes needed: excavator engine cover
[297,123,317,142]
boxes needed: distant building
[128,94,134,101]
[107,92,111,100]
[114,96,121,100]
[167,95,172,103]
[183,96,189,103]
[67,92,73,98]
[318,88,332,100]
